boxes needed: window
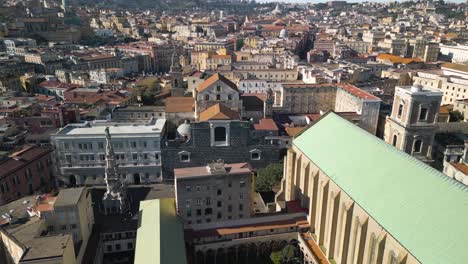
[98,142,104,149]
[107,245,113,252]
[413,139,422,153]
[217,201,222,207]
[239,204,243,211]
[179,151,190,162]
[206,197,211,205]
[186,209,192,217]
[228,94,232,100]
[185,200,191,208]
[13,175,20,185]
[250,149,261,160]
[239,193,244,200]
[240,180,245,188]
[116,244,121,250]
[214,127,226,142]
[419,107,428,121]
[196,185,201,191]
[205,208,212,215]
[186,185,191,192]
[127,243,133,250]
[251,152,260,160]
[216,94,221,100]
[397,104,403,118]
[196,209,202,216]
[196,199,201,205]
[228,205,232,212]
[204,94,209,100]
[70,224,77,229]
[217,189,222,196]
[216,85,221,92]
[392,134,398,147]
[61,225,67,230]
[132,153,138,160]
[217,212,222,219]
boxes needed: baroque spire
[103,127,128,215]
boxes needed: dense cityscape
[0,0,466,263]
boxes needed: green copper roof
[293,112,468,264]
[134,198,187,264]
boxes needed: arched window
[397,104,403,118]
[368,233,376,264]
[413,139,422,153]
[389,251,397,264]
[392,134,398,147]
[214,127,226,142]
[228,94,232,100]
[204,94,209,100]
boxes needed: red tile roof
[337,83,380,101]
[254,118,279,131]
[165,97,195,113]
[196,73,238,92]
[199,103,240,121]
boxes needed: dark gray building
[162,119,282,178]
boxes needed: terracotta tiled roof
[337,83,380,101]
[196,73,238,92]
[199,103,239,121]
[165,97,195,113]
[450,162,468,175]
[285,126,305,137]
[185,216,309,238]
[377,54,422,64]
[254,118,278,131]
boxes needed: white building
[413,63,468,104]
[440,44,468,64]
[51,118,166,185]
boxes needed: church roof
[134,198,187,264]
[199,103,240,121]
[196,73,238,92]
[293,112,468,264]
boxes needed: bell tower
[384,85,442,163]
[169,52,184,96]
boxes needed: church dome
[177,120,191,140]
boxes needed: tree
[236,38,244,51]
[270,244,302,264]
[255,163,283,192]
[449,110,464,122]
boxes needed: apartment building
[174,161,254,226]
[412,63,468,104]
[0,145,54,205]
[276,83,381,135]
